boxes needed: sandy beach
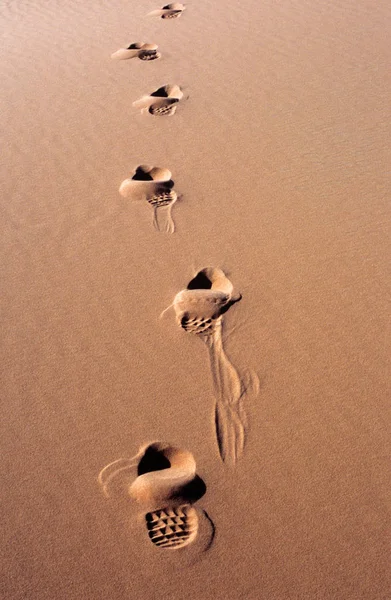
[1,0,390,598]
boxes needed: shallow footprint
[111,42,161,61]
[133,84,184,116]
[148,3,186,19]
[119,165,180,233]
[98,442,213,551]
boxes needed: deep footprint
[98,442,211,551]
[174,268,241,336]
[119,165,179,233]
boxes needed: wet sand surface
[1,0,390,598]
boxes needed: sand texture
[1,0,391,598]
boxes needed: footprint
[119,165,179,233]
[111,42,161,61]
[148,3,186,19]
[163,269,258,465]
[133,84,184,117]
[138,44,162,61]
[98,442,213,551]
[173,268,241,336]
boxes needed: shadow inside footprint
[132,165,174,187]
[133,167,154,181]
[187,268,238,296]
[137,445,171,475]
[150,84,183,99]
[136,442,206,504]
[187,271,213,290]
[150,86,171,98]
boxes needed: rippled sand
[1,0,390,598]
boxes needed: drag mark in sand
[205,317,255,465]
[170,268,258,465]
[98,442,212,550]
[119,165,180,233]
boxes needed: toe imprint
[149,101,178,116]
[147,189,177,207]
[139,50,161,61]
[146,505,198,549]
[150,84,183,100]
[162,11,182,18]
[181,315,214,335]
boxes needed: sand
[1,0,390,598]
